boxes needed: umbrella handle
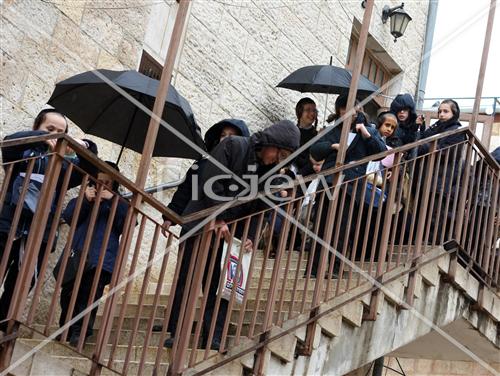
[116,94,143,164]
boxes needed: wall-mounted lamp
[382,2,412,42]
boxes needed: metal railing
[0,127,498,375]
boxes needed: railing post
[454,139,474,244]
[0,138,67,371]
[365,153,402,319]
[405,140,438,306]
[168,223,213,375]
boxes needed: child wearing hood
[161,119,250,233]
[164,120,300,351]
[388,94,425,156]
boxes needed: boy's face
[259,147,292,165]
[97,173,114,190]
[379,117,397,138]
[310,157,324,173]
[396,108,409,122]
[37,113,67,134]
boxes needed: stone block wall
[173,0,429,137]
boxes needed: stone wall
[173,0,429,136]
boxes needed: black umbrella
[48,69,206,163]
[277,64,380,97]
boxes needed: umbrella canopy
[48,69,206,161]
[277,65,380,97]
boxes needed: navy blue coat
[0,130,97,242]
[61,197,129,273]
[310,124,387,184]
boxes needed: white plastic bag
[219,238,251,304]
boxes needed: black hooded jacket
[181,120,300,239]
[294,125,318,172]
[165,119,250,219]
[417,116,465,196]
[310,119,387,184]
[388,94,420,148]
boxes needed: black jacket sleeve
[67,139,98,189]
[364,126,388,156]
[2,130,49,163]
[164,162,199,220]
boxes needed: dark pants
[59,268,111,339]
[0,234,46,330]
[168,235,227,345]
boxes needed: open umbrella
[48,69,206,163]
[277,59,380,125]
[276,64,380,97]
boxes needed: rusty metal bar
[139,232,173,375]
[189,228,222,364]
[335,0,375,165]
[46,176,89,336]
[406,141,438,306]
[202,223,236,360]
[60,184,105,343]
[76,193,120,352]
[26,163,74,326]
[469,0,496,133]
[0,158,35,284]
[107,214,147,365]
[122,224,161,374]
[234,213,264,345]
[170,223,213,375]
[134,0,191,189]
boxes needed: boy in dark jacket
[0,109,97,331]
[164,120,300,350]
[388,94,425,155]
[58,161,129,347]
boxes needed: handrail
[2,127,497,226]
[123,176,186,199]
[183,127,499,223]
[0,133,183,225]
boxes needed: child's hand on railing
[45,138,57,151]
[214,219,231,243]
[161,219,172,237]
[331,143,339,150]
[243,239,253,252]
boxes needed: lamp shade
[390,8,412,41]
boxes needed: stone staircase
[7,246,500,375]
